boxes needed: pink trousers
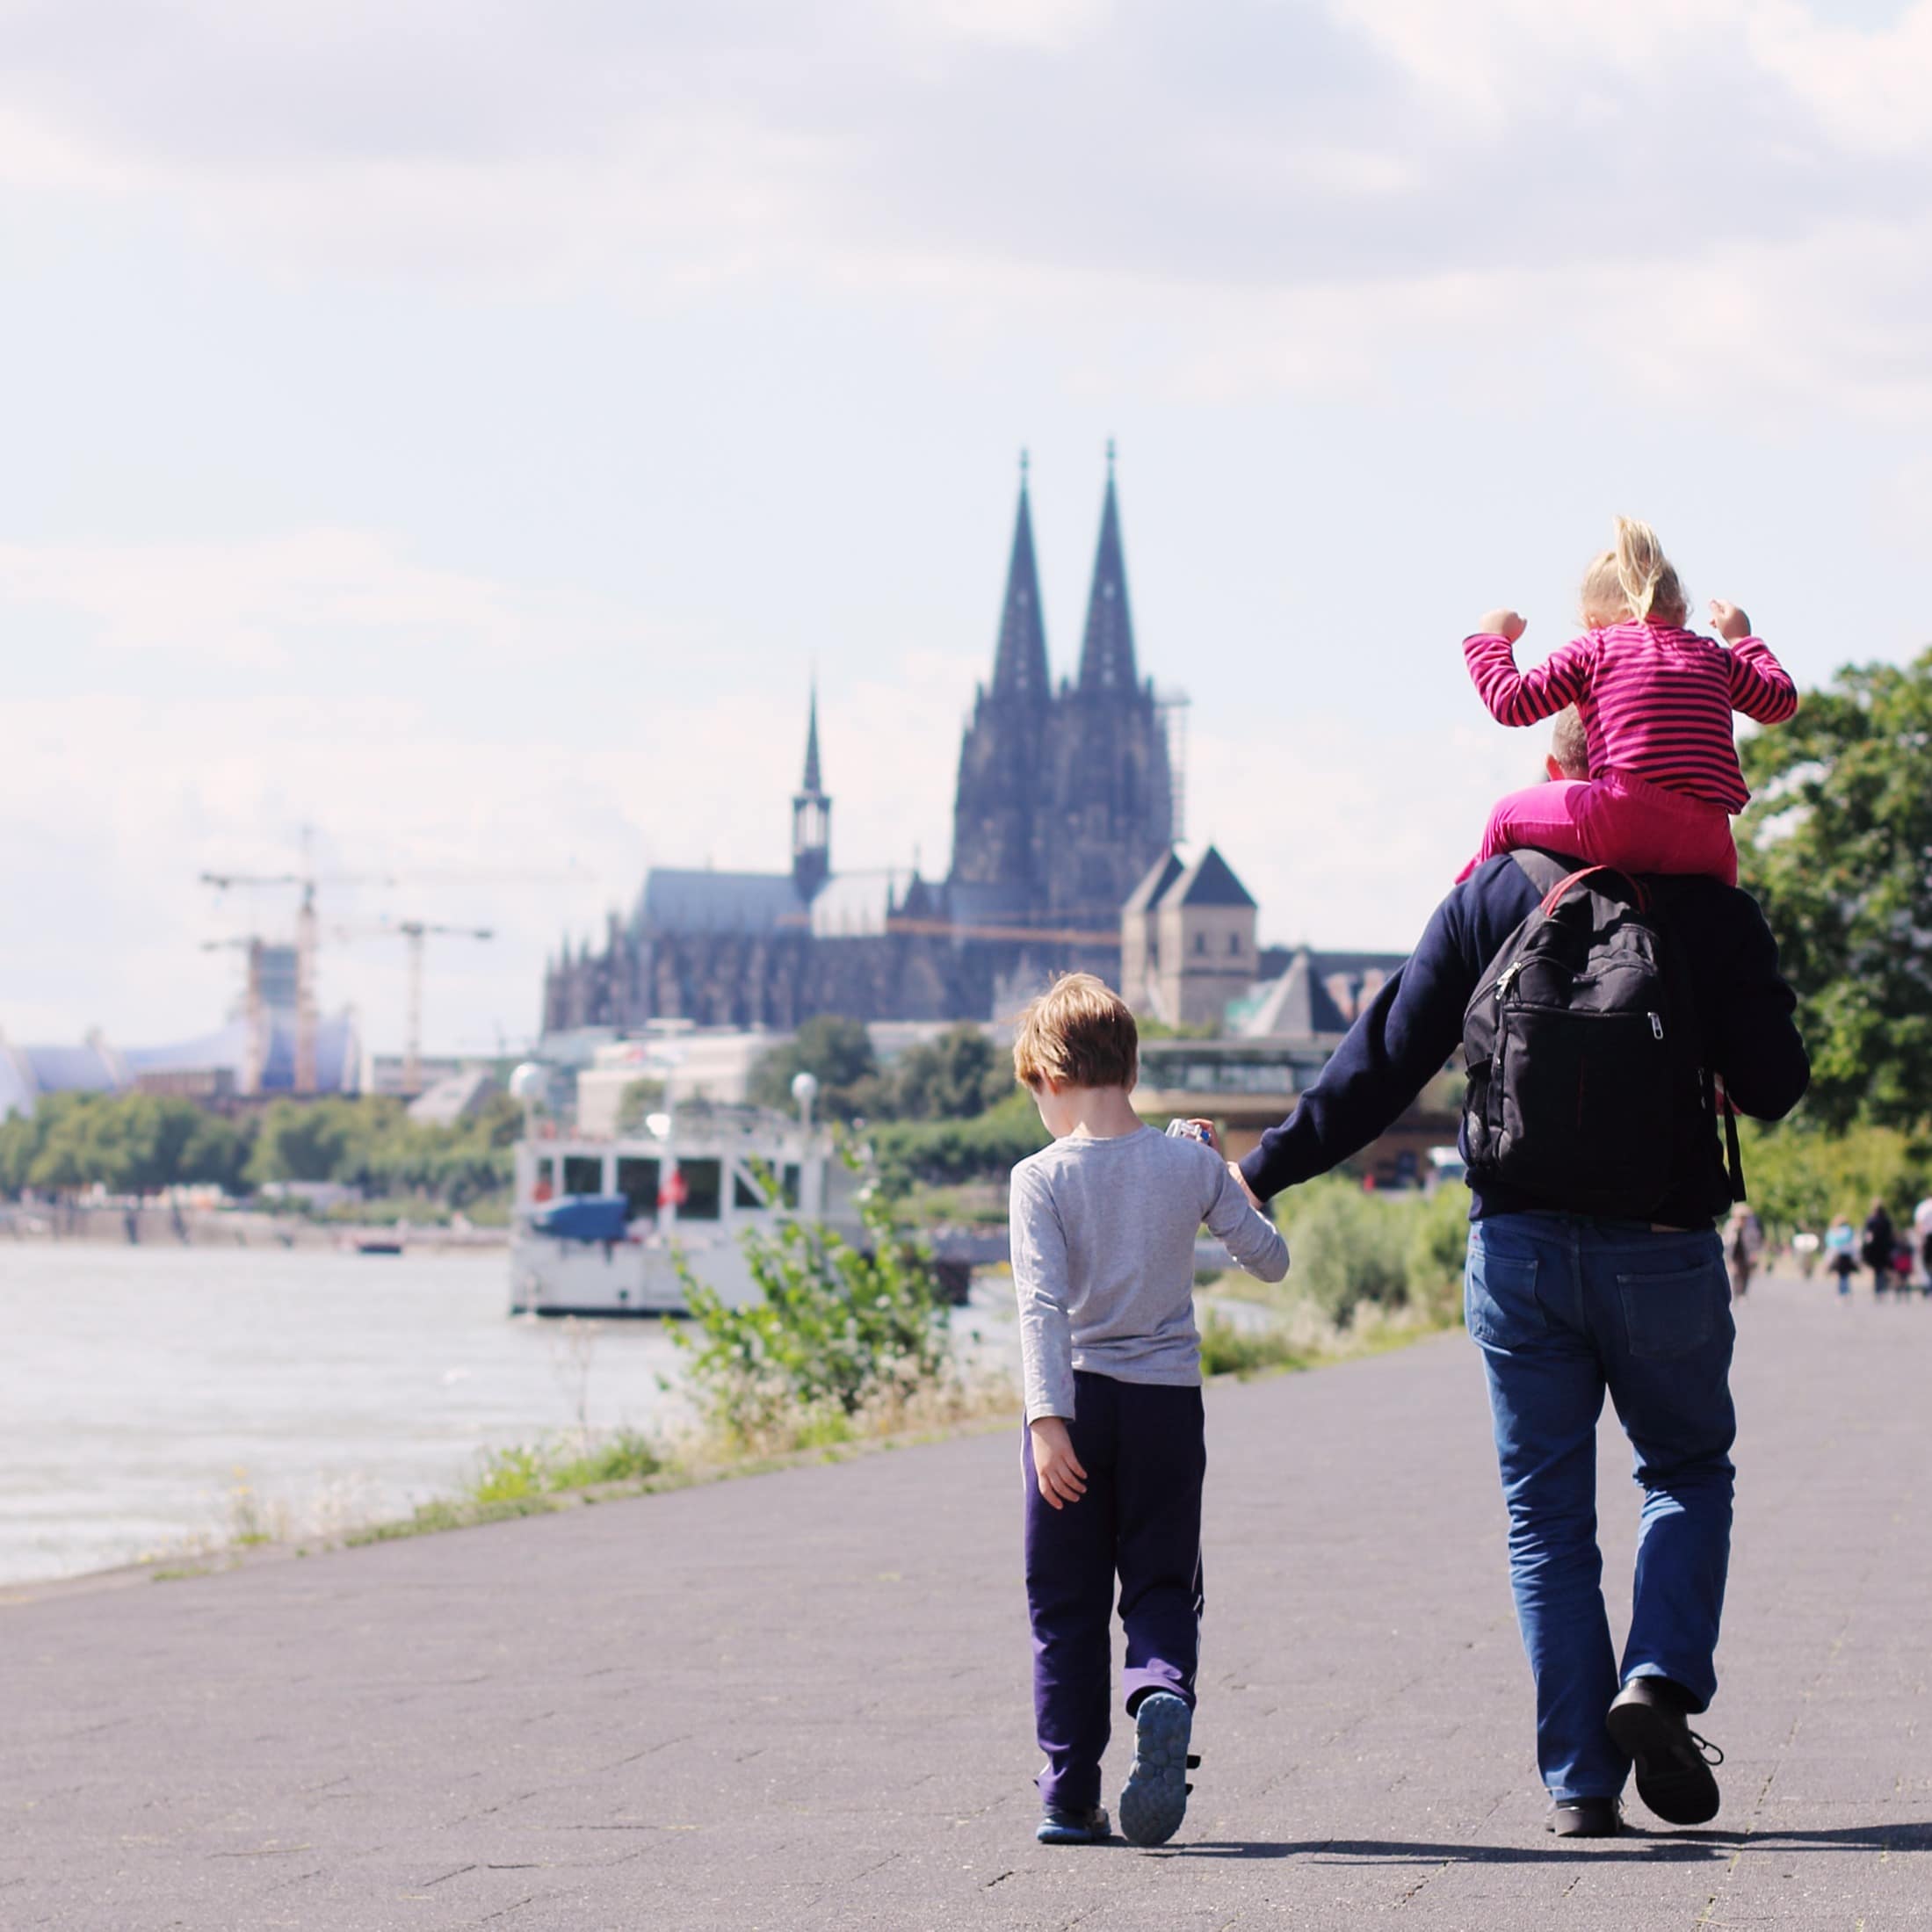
[1460,769,1738,887]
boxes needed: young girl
[1460,517,1798,886]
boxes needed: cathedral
[540,452,1177,1034]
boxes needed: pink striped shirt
[1463,622,1798,814]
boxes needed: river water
[2,1242,1024,1588]
[0,1244,694,1586]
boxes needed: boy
[1009,973,1289,1849]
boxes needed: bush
[871,1089,1050,1189]
[1198,1313,1308,1379]
[1271,1178,1471,1329]
[1281,1180,1412,1326]
[669,1178,954,1449]
[1736,1118,1931,1241]
[468,1429,664,1503]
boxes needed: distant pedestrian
[1914,1195,1932,1291]
[1862,1201,1896,1296]
[1008,973,1287,1849]
[1791,1228,1820,1279]
[1725,1206,1762,1299]
[1826,1216,1856,1295]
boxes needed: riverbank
[7,1281,1451,1600]
[0,1201,506,1248]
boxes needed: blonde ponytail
[1580,517,1688,628]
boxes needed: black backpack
[1460,851,1744,1219]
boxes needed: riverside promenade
[5,1273,1929,1931]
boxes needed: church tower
[947,452,1052,927]
[792,682,832,901]
[1043,443,1174,929]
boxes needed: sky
[4,0,1929,1057]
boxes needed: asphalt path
[4,1271,1929,1929]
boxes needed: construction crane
[199,937,271,1096]
[200,854,395,1094]
[199,872,323,1093]
[334,920,494,1095]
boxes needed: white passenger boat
[509,1105,857,1318]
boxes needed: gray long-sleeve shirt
[1009,1126,1290,1423]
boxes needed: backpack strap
[1714,1075,1747,1204]
[1508,849,1572,896]
[1510,850,1651,916]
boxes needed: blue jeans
[1466,1212,1735,1800]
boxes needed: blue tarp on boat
[532,1194,631,1242]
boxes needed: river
[2,1242,1024,1588]
[0,1244,694,1586]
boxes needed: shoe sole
[1605,1698,1720,1826]
[1118,1695,1192,1848]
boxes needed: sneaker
[1606,1680,1723,1826]
[1036,1804,1110,1845]
[1118,1692,1193,1847]
[1547,1797,1621,1837]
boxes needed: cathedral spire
[792,678,831,901]
[801,677,823,793]
[1076,439,1139,692]
[990,450,1050,698]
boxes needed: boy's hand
[1029,1417,1088,1510]
[1181,1117,1220,1152]
[1709,599,1752,641]
[1475,608,1527,643]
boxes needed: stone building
[539,452,1178,1035]
[1120,845,1262,1030]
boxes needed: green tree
[1740,648,1932,1130]
[885,1024,1009,1121]
[749,1016,879,1121]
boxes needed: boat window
[562,1154,604,1197]
[781,1163,801,1209]
[616,1157,660,1222]
[732,1169,767,1212]
[677,1159,722,1221]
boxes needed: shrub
[1281,1180,1413,1327]
[1736,1118,1932,1241]
[871,1089,1049,1189]
[669,1180,954,1450]
[1198,1313,1308,1379]
[1267,1178,1470,1330]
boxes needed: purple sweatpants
[1022,1371,1205,1812]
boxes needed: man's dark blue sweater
[1238,854,1810,1226]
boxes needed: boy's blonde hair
[1012,973,1139,1092]
[1580,515,1688,629]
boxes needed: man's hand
[1709,599,1752,642]
[1474,608,1527,643]
[1030,1417,1088,1510]
[1229,1161,1263,1211]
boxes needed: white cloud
[0,530,525,665]
[0,640,974,1053]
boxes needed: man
[1237,717,1808,1837]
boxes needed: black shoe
[1548,1797,1621,1837]
[1606,1679,1723,1825]
[1036,1804,1111,1845]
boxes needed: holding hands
[1709,599,1752,642]
[1475,608,1528,642]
